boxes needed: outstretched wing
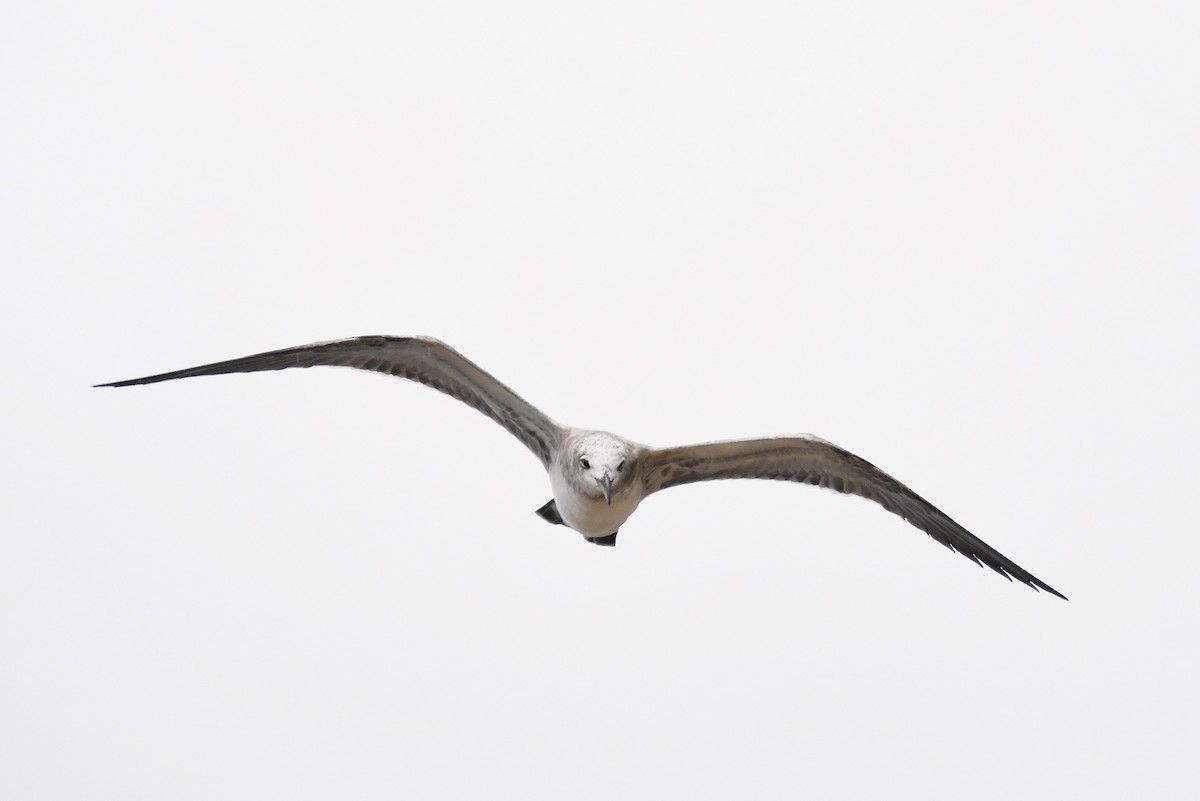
[96,335,564,468]
[642,435,1065,599]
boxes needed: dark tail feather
[535,500,563,525]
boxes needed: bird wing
[641,434,1065,599]
[97,335,564,468]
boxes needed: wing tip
[995,561,1069,601]
[1012,571,1068,601]
[94,377,156,388]
[1036,582,1069,601]
[937,534,1068,601]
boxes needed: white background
[3,2,1198,798]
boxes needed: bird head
[572,433,630,505]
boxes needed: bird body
[549,430,644,539]
[98,335,1066,599]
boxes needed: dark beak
[596,473,613,505]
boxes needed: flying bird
[97,335,1065,599]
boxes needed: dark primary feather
[642,435,1066,599]
[96,335,564,468]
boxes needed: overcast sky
[3,2,1198,799]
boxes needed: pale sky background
[2,2,1198,799]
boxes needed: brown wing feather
[642,435,1065,599]
[96,335,564,468]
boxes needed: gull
[97,335,1066,599]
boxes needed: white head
[568,431,633,505]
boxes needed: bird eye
[617,459,626,472]
[579,457,590,469]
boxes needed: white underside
[549,471,641,537]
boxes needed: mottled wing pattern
[97,336,564,468]
[642,435,1065,599]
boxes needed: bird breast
[549,472,641,537]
